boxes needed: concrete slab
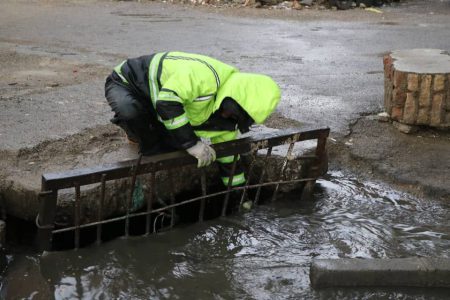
[390,49,450,74]
[310,258,450,288]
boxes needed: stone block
[385,49,450,127]
[417,108,430,124]
[433,74,445,92]
[393,88,406,106]
[391,107,403,121]
[403,92,418,124]
[384,79,393,113]
[419,75,432,107]
[430,94,444,126]
[383,55,393,79]
[407,73,419,92]
[393,70,406,88]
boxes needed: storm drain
[36,128,329,251]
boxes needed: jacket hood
[214,73,281,124]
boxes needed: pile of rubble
[183,0,401,10]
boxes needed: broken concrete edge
[0,127,327,222]
[328,117,450,202]
[330,144,450,202]
[310,258,450,288]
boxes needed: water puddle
[2,171,449,299]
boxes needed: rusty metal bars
[238,150,258,211]
[96,174,106,245]
[145,170,155,235]
[169,172,176,228]
[41,128,329,191]
[36,189,58,252]
[221,154,239,217]
[74,182,81,249]
[271,143,295,202]
[37,128,330,251]
[125,154,142,237]
[198,171,207,222]
[50,176,318,235]
[254,147,272,205]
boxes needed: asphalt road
[0,0,449,220]
[1,0,449,151]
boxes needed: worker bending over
[105,51,280,187]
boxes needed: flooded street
[3,171,449,299]
[0,0,449,298]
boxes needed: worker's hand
[186,141,216,168]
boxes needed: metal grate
[36,128,329,251]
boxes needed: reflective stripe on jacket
[114,51,238,149]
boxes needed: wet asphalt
[1,0,450,151]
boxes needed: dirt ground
[0,48,110,100]
[0,0,449,222]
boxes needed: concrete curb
[310,258,450,288]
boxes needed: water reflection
[4,171,450,299]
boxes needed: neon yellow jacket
[114,52,281,185]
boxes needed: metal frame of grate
[36,128,329,251]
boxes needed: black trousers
[104,73,179,155]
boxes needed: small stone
[242,201,253,211]
[393,121,419,134]
[299,0,312,5]
[377,112,390,122]
[292,0,302,10]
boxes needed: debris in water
[365,7,383,13]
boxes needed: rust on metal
[169,172,176,228]
[272,142,295,202]
[221,154,239,217]
[97,174,106,245]
[125,154,142,237]
[254,147,272,205]
[41,128,329,190]
[145,170,155,235]
[36,127,330,251]
[50,176,320,235]
[74,182,81,249]
[199,171,207,222]
[238,150,258,211]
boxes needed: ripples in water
[3,171,450,299]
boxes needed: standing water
[2,171,450,299]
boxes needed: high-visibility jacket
[113,51,280,186]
